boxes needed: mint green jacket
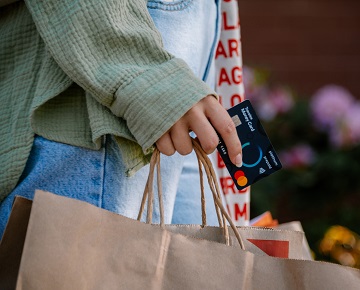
[0,1,215,202]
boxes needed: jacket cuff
[111,58,216,152]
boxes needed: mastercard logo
[234,170,248,187]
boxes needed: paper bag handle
[137,140,222,227]
[137,139,245,249]
[138,146,224,228]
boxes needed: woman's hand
[156,95,243,167]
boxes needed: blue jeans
[0,0,221,237]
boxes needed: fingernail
[235,154,243,167]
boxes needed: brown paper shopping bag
[10,191,360,289]
[2,142,360,289]
[0,197,303,290]
[0,197,32,290]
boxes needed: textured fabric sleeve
[24,0,215,152]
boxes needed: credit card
[217,100,282,190]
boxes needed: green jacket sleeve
[24,0,215,151]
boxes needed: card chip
[231,115,242,127]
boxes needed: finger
[169,122,193,155]
[205,102,243,167]
[156,132,176,156]
[190,114,219,154]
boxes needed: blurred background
[238,0,360,267]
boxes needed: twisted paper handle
[137,139,245,249]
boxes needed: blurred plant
[244,66,360,266]
[311,85,360,148]
[319,225,360,268]
[279,143,316,169]
[243,66,294,121]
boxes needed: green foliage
[245,67,360,262]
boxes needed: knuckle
[163,148,176,156]
[157,143,175,156]
[223,119,236,135]
[178,147,193,156]
[175,139,193,156]
[202,136,219,153]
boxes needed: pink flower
[311,85,360,148]
[279,144,316,169]
[243,66,256,91]
[344,104,360,144]
[255,86,294,121]
[329,103,360,148]
[311,85,354,130]
[268,86,294,113]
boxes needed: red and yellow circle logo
[234,170,248,187]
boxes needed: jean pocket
[147,0,194,11]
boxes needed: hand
[156,95,243,167]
